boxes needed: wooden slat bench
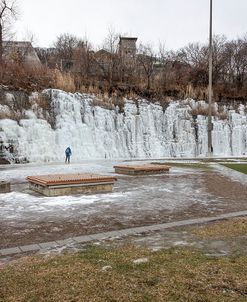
[113,164,170,175]
[27,173,117,196]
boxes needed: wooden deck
[113,164,170,175]
[27,173,117,196]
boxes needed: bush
[0,61,54,92]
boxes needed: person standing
[65,147,72,163]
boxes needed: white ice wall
[0,89,246,162]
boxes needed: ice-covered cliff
[0,89,247,162]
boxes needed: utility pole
[208,0,213,156]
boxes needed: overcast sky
[14,0,247,50]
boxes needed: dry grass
[217,106,228,120]
[1,243,247,302]
[53,70,76,93]
[0,62,54,92]
[0,108,24,121]
[0,110,13,120]
[91,98,114,110]
[31,93,51,111]
[189,105,217,117]
[217,111,228,120]
[192,218,247,239]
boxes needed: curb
[1,210,247,256]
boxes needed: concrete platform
[26,173,117,196]
[113,164,170,175]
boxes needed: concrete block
[132,226,150,234]
[88,233,107,240]
[0,181,11,193]
[0,247,21,256]
[19,244,40,252]
[56,238,77,246]
[104,230,123,238]
[144,224,165,231]
[29,182,114,196]
[119,227,147,236]
[73,235,92,243]
[38,241,59,249]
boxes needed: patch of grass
[192,218,247,239]
[221,163,247,174]
[1,244,247,301]
[151,162,211,170]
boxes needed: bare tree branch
[0,0,18,63]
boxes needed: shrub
[0,61,54,92]
[53,70,76,92]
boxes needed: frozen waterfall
[0,89,247,163]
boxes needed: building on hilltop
[3,41,41,66]
[118,37,138,58]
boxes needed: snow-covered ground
[0,160,207,222]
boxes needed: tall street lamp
[208,0,213,156]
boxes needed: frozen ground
[0,160,247,248]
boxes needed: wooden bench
[113,164,170,175]
[27,173,117,196]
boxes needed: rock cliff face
[0,89,247,163]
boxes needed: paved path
[1,210,247,257]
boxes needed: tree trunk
[0,22,3,64]
[147,75,151,90]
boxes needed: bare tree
[156,43,173,91]
[224,38,247,89]
[137,43,156,90]
[93,27,121,86]
[0,0,18,63]
[102,26,119,53]
[53,33,81,70]
[72,40,93,84]
[177,42,205,66]
[22,28,38,46]
[176,42,208,86]
[211,35,227,84]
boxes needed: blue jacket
[65,147,72,156]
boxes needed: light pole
[208,0,213,156]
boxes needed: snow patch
[133,257,149,264]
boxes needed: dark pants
[65,154,70,163]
